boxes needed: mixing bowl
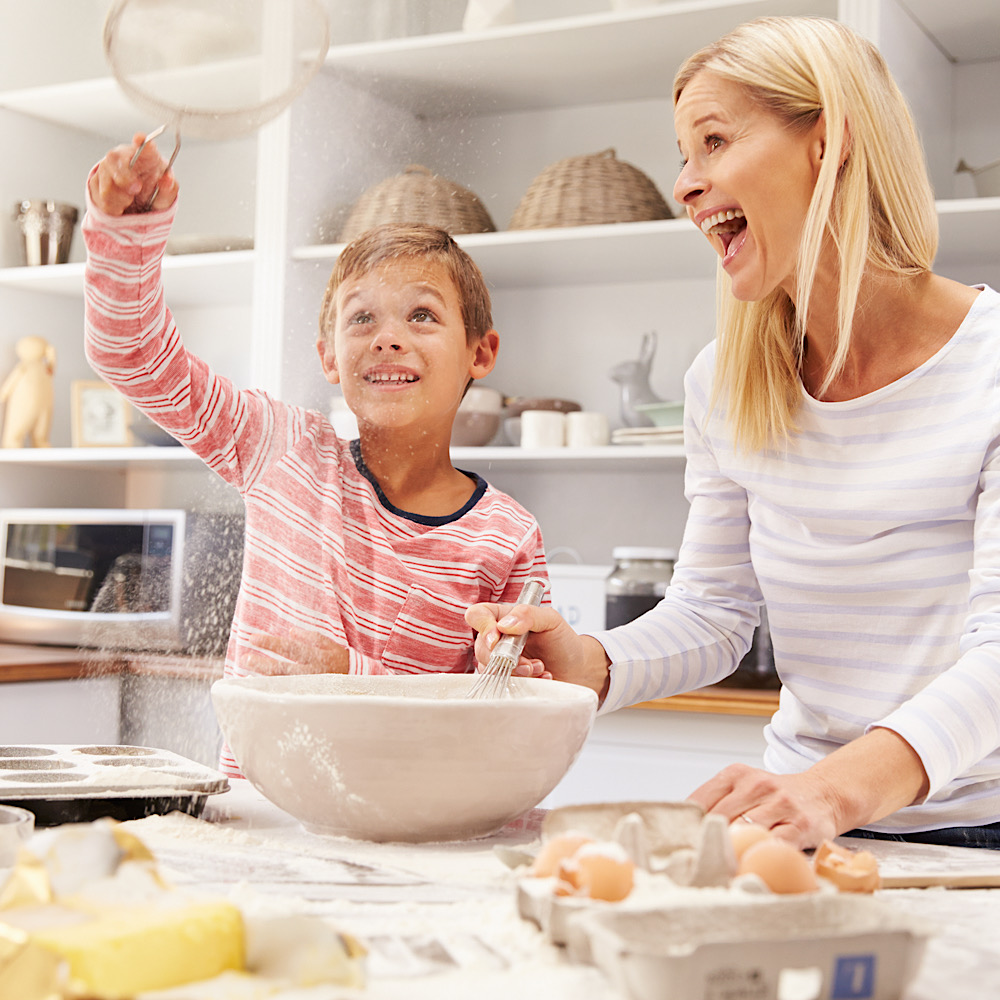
[211,673,597,842]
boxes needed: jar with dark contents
[604,547,676,629]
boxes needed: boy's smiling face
[318,257,497,438]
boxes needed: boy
[84,135,548,773]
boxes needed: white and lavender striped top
[82,195,548,775]
[596,285,1000,832]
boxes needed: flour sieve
[103,0,330,207]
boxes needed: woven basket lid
[509,148,673,230]
[339,164,496,241]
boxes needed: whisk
[467,578,547,700]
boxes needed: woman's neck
[798,270,978,402]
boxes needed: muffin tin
[0,745,230,826]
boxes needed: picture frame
[71,380,133,448]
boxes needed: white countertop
[99,781,1000,1000]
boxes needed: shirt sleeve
[498,520,551,605]
[82,173,294,494]
[872,424,1000,797]
[591,346,762,714]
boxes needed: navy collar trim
[349,439,487,526]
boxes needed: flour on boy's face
[329,259,478,435]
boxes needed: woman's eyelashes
[677,133,727,169]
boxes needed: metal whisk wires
[468,578,547,700]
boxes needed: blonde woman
[467,17,1000,850]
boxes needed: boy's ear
[468,329,500,381]
[316,336,340,385]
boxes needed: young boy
[84,135,548,774]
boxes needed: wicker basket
[509,148,673,230]
[339,164,496,241]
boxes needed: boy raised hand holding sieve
[84,134,550,775]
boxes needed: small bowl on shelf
[634,400,684,427]
[503,397,581,418]
[451,411,502,447]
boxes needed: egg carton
[564,895,931,1000]
[0,744,229,826]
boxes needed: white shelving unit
[0,0,997,558]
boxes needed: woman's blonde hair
[673,16,938,451]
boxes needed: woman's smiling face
[673,71,826,303]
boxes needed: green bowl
[634,401,684,427]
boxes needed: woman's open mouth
[701,209,748,262]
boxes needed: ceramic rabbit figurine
[0,335,56,448]
[609,330,662,427]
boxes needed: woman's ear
[316,336,340,385]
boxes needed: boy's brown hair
[319,223,493,346]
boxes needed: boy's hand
[88,132,179,216]
[465,602,610,699]
[240,629,350,675]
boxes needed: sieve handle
[128,126,182,212]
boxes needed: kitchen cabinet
[0,0,998,560]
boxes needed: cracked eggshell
[813,840,881,893]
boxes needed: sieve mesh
[103,0,330,142]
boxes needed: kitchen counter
[94,781,1000,999]
[0,643,223,683]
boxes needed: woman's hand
[688,764,843,849]
[688,727,929,850]
[239,629,350,675]
[465,601,611,698]
[88,132,179,216]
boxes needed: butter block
[3,898,244,999]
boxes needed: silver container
[13,200,79,266]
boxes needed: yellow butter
[5,898,244,999]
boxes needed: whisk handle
[492,577,546,659]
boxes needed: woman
[466,16,1000,850]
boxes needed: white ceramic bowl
[634,400,684,427]
[211,673,597,842]
[0,804,34,866]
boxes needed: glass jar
[605,546,677,629]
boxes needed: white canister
[520,409,566,448]
[566,411,610,448]
[547,564,612,631]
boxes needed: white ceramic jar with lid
[605,546,676,629]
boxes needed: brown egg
[531,832,594,877]
[729,820,772,860]
[556,843,635,902]
[813,840,881,893]
[738,838,819,894]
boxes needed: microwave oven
[0,508,244,654]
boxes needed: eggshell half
[532,832,594,877]
[813,840,881,893]
[557,843,635,902]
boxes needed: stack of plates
[611,426,684,446]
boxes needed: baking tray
[0,744,230,826]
